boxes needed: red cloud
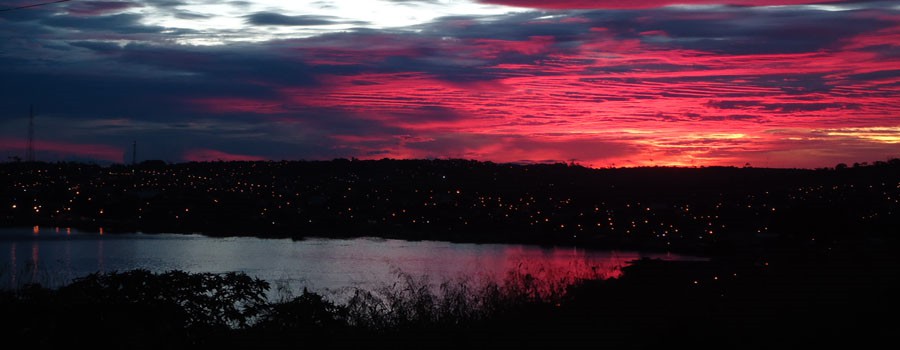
[183,149,265,162]
[471,36,556,59]
[0,138,121,162]
[190,97,287,114]
[185,9,899,168]
[479,0,846,9]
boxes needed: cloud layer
[0,0,898,167]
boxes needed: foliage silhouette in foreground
[61,269,269,328]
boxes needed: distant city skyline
[1,0,898,168]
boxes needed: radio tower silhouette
[26,105,35,162]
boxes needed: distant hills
[2,158,899,253]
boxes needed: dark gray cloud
[412,7,895,55]
[65,1,143,16]
[659,113,768,123]
[245,12,368,26]
[142,0,188,7]
[174,11,212,20]
[69,40,122,52]
[42,13,165,34]
[626,9,888,54]
[707,100,862,112]
[420,12,591,41]
[116,43,320,87]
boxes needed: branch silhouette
[0,0,71,12]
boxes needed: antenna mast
[27,105,35,162]
[132,141,137,165]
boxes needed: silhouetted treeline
[2,158,899,253]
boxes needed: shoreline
[1,222,718,257]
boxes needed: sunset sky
[1,0,898,167]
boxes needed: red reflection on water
[495,247,636,281]
[424,246,670,300]
[32,225,39,235]
[31,241,39,283]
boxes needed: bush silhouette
[59,269,269,329]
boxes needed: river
[1,226,701,294]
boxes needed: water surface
[1,226,700,293]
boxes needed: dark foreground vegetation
[2,158,899,253]
[3,237,898,349]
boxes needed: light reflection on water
[1,227,703,294]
